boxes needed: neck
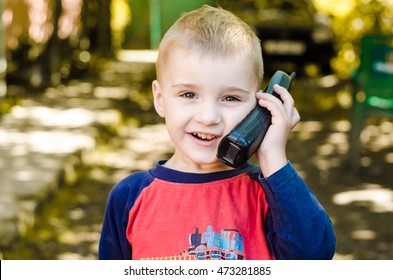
[164,156,233,174]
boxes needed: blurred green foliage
[218,0,393,78]
[313,0,393,78]
[3,0,393,88]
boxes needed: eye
[223,95,241,102]
[180,92,197,99]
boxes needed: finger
[272,84,297,119]
[257,95,286,117]
[258,85,294,112]
[291,107,301,129]
[273,84,294,106]
[257,87,298,126]
[256,91,286,108]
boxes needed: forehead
[158,45,259,92]
[157,44,256,79]
[165,45,248,70]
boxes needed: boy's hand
[255,84,300,177]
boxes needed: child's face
[153,47,259,172]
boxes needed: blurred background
[0,0,392,260]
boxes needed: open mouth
[191,132,218,141]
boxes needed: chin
[192,155,219,165]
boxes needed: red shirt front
[126,172,272,260]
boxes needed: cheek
[164,102,190,121]
[223,103,256,132]
[164,107,189,133]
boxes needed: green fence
[127,0,216,49]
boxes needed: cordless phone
[217,70,296,168]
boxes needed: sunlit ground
[1,50,392,260]
[288,114,392,259]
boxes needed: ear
[152,80,165,117]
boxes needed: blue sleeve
[98,171,153,260]
[260,162,336,260]
[98,181,133,260]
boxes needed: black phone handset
[217,70,296,168]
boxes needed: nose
[194,100,221,126]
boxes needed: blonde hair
[156,5,264,83]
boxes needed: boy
[99,5,335,260]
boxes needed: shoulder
[112,170,153,193]
[107,170,155,209]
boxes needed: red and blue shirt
[99,161,335,260]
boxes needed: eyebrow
[223,86,251,95]
[171,83,199,90]
[171,83,251,95]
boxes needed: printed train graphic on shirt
[185,226,245,260]
[142,226,245,260]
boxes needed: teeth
[193,133,216,140]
